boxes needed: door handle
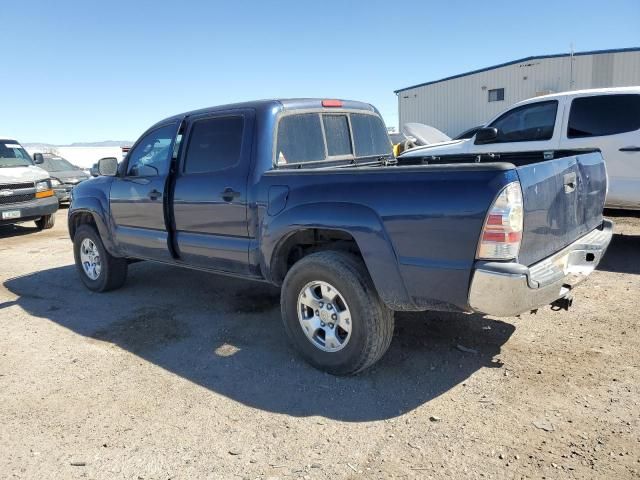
[148,189,162,200]
[564,172,577,194]
[619,146,640,152]
[221,187,240,202]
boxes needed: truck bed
[261,152,607,311]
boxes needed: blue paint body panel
[68,98,608,313]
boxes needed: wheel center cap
[319,309,331,323]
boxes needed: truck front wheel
[280,251,394,375]
[73,224,128,292]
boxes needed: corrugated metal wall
[397,50,640,138]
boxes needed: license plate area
[2,210,21,220]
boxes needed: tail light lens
[477,182,524,260]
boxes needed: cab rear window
[276,112,391,165]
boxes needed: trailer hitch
[550,294,573,311]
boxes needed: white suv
[400,87,640,209]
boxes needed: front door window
[126,124,176,177]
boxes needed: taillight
[477,182,524,260]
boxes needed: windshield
[42,156,76,172]
[0,141,34,168]
[276,111,392,165]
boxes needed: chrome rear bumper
[468,220,613,317]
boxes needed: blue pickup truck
[68,98,612,375]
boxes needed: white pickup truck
[400,87,640,210]
[0,138,58,230]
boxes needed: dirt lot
[0,208,638,479]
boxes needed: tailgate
[516,151,607,266]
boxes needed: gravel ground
[0,208,638,479]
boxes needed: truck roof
[150,98,377,130]
[512,86,640,107]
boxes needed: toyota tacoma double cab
[68,98,612,375]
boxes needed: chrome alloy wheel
[80,238,101,280]
[297,280,352,352]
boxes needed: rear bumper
[468,220,613,316]
[0,196,59,226]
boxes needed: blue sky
[2,0,639,144]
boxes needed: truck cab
[400,87,640,210]
[0,139,58,230]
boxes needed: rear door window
[488,101,558,143]
[184,116,244,174]
[322,115,352,157]
[350,113,392,157]
[276,114,325,164]
[568,94,640,138]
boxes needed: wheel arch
[68,201,122,257]
[262,202,415,311]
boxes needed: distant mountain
[24,140,133,148]
[68,140,134,147]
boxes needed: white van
[0,138,58,229]
[400,87,640,209]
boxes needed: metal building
[395,47,640,138]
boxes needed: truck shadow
[597,233,640,275]
[5,263,513,422]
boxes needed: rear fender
[262,203,415,310]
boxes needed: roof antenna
[569,42,575,90]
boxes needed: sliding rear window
[276,111,391,165]
[323,115,352,157]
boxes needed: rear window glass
[568,94,640,138]
[323,115,352,157]
[276,114,325,164]
[275,112,391,165]
[351,113,392,157]
[184,116,244,174]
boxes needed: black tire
[280,251,394,375]
[35,214,55,230]
[73,224,128,292]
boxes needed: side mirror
[33,153,44,164]
[97,157,118,176]
[474,127,499,145]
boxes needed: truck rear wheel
[35,214,55,230]
[280,251,394,375]
[73,224,128,292]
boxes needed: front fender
[67,178,123,257]
[261,202,416,311]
